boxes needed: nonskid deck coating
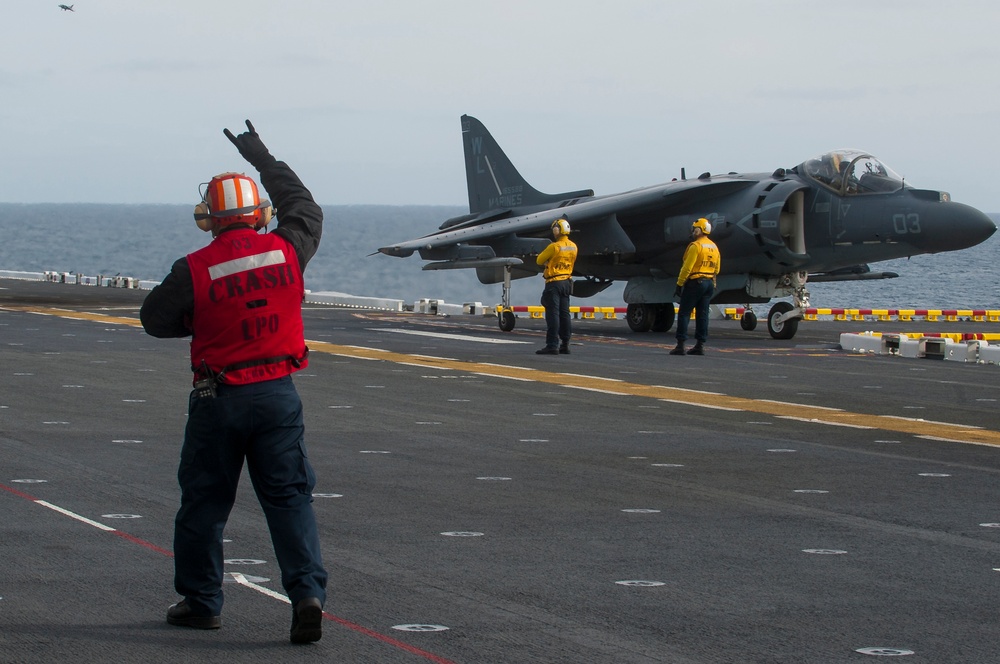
[2,278,1000,663]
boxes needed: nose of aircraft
[914,202,996,252]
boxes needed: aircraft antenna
[681,168,686,181]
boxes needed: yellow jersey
[536,236,578,282]
[677,235,720,286]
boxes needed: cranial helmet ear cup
[194,202,215,232]
[255,202,273,230]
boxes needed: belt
[193,350,307,383]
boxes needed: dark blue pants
[540,279,572,349]
[675,278,715,344]
[174,376,327,616]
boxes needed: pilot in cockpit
[812,153,842,189]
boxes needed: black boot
[687,343,704,356]
[166,600,221,630]
[669,342,685,356]
[290,597,323,644]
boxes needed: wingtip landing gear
[498,308,516,331]
[496,264,516,332]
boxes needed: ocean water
[0,203,996,310]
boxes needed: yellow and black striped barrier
[725,307,1000,323]
[507,305,1000,324]
[510,305,625,320]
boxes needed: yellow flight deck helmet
[692,217,712,234]
[551,218,571,236]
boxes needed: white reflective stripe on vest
[208,249,286,281]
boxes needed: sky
[3,1,1000,211]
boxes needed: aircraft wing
[378,177,753,265]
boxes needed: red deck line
[0,482,458,663]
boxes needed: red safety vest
[187,228,308,385]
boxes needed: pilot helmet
[194,172,272,232]
[692,217,712,235]
[551,218,571,236]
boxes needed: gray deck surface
[2,278,999,663]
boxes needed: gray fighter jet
[58,4,74,11]
[379,115,996,339]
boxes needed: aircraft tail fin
[461,115,593,214]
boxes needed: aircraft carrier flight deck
[2,278,1000,663]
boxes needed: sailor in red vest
[140,121,327,644]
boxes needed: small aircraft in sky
[58,4,74,11]
[379,115,996,339]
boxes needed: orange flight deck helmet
[194,172,272,232]
[692,217,712,234]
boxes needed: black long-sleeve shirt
[139,159,324,339]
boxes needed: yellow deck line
[308,343,1000,447]
[6,304,999,447]
[0,305,145,327]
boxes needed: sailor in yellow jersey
[535,218,578,354]
[670,217,721,356]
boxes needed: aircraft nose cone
[964,205,998,244]
[958,204,996,247]
[917,202,996,252]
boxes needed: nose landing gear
[766,301,798,339]
[765,273,809,339]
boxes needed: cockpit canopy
[799,150,905,195]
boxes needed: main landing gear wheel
[767,301,799,340]
[651,303,675,332]
[626,303,655,332]
[740,310,758,331]
[498,309,516,332]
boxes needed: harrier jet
[379,115,996,339]
[58,4,75,11]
